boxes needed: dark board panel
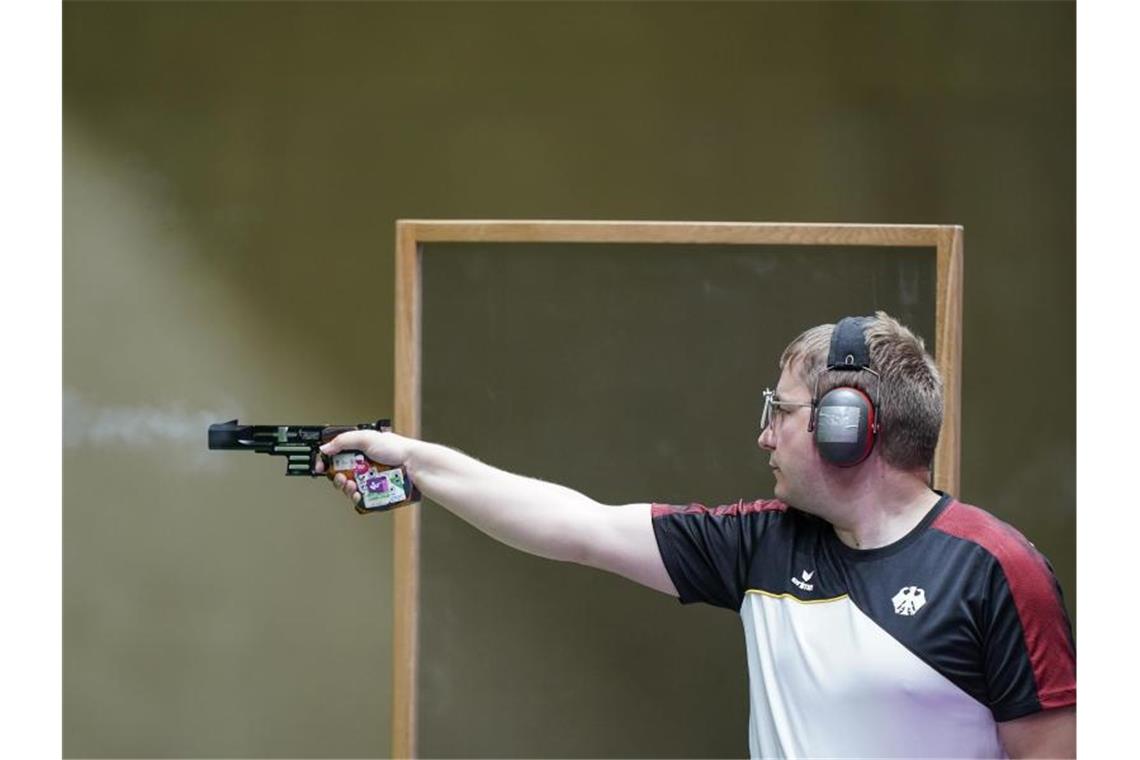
[420,243,935,757]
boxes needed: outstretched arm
[318,431,678,597]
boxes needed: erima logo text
[791,569,815,591]
[892,586,927,615]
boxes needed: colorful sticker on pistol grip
[355,466,409,510]
[332,452,358,472]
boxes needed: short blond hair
[779,311,943,471]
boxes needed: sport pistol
[207,418,419,513]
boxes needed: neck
[818,464,941,550]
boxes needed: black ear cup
[813,315,880,466]
[814,387,876,467]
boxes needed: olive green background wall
[63,2,1074,757]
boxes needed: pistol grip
[324,449,416,514]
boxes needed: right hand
[314,430,413,506]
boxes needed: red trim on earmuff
[851,386,877,465]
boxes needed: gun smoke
[64,389,239,469]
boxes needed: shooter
[317,312,1075,759]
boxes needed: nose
[758,425,775,452]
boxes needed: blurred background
[63,2,1074,758]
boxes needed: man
[318,312,1076,758]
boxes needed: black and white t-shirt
[651,492,1076,759]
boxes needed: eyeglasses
[759,387,814,432]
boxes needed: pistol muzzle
[208,419,253,450]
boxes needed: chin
[774,484,805,510]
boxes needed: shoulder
[930,498,1073,667]
[930,499,1055,585]
[648,498,795,609]
[930,501,1075,717]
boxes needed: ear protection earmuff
[808,316,881,467]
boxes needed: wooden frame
[391,220,963,758]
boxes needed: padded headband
[827,316,873,370]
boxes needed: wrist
[399,435,428,475]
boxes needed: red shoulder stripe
[932,500,1076,708]
[651,498,787,519]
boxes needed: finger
[333,473,346,488]
[320,430,375,456]
[352,491,361,506]
[344,480,358,497]
[313,455,326,474]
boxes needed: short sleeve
[650,498,786,611]
[983,544,1077,721]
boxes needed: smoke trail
[64,388,241,470]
